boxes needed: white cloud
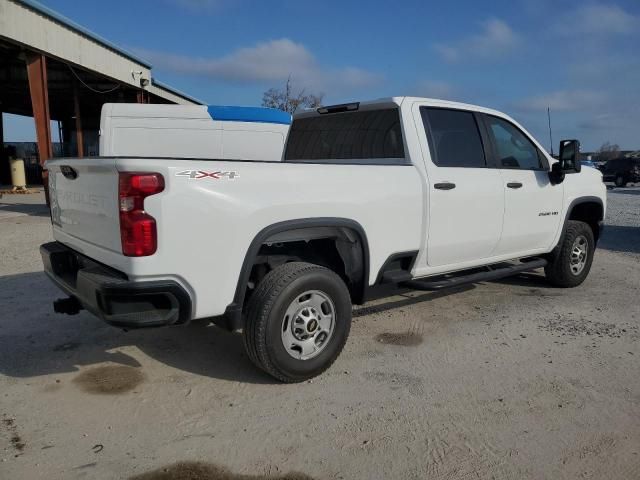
[515,90,607,112]
[559,4,636,36]
[434,18,520,63]
[578,113,618,131]
[136,38,381,93]
[416,81,456,100]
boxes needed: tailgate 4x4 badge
[175,170,239,180]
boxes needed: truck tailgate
[47,158,122,253]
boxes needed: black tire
[615,175,626,188]
[544,220,595,288]
[243,262,352,383]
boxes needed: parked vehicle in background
[599,157,640,187]
[581,160,598,169]
[40,98,606,382]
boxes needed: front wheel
[544,220,595,288]
[243,262,352,382]
[615,174,626,188]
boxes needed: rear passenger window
[421,108,486,168]
[486,116,543,170]
[284,109,405,162]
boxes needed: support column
[73,82,84,158]
[26,53,52,202]
[26,54,53,165]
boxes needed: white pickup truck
[41,97,606,382]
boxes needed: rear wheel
[243,262,352,382]
[544,220,594,287]
[615,174,626,187]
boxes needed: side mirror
[549,161,565,185]
[559,139,581,173]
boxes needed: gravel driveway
[1,187,639,479]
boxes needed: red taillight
[119,172,164,256]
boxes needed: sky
[4,0,639,151]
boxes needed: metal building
[0,0,203,185]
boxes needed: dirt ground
[1,187,639,480]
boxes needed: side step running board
[401,258,548,291]
[381,269,413,284]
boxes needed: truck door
[416,106,505,267]
[481,114,564,256]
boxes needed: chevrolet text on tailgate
[42,98,606,382]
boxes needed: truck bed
[46,156,424,319]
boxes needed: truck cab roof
[294,96,507,119]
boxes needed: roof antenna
[547,106,554,156]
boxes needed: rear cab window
[420,107,487,168]
[284,108,406,164]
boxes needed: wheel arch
[563,196,605,244]
[222,218,370,330]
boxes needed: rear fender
[220,218,370,330]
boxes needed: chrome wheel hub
[281,290,335,360]
[569,235,588,275]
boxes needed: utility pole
[547,106,554,156]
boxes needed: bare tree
[597,142,621,162]
[262,77,324,114]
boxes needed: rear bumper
[40,242,192,328]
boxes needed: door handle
[434,182,456,190]
[507,182,523,189]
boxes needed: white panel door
[415,106,505,267]
[426,167,505,266]
[484,115,564,256]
